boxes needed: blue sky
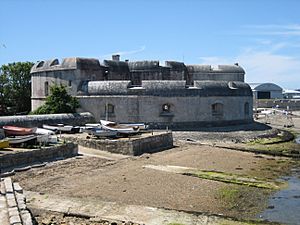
[1,0,300,89]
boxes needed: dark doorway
[257,91,271,99]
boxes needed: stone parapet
[0,177,33,225]
[63,132,173,156]
[0,143,78,172]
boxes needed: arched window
[37,61,44,68]
[212,103,223,117]
[50,59,59,66]
[44,82,49,96]
[244,102,249,116]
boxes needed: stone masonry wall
[64,132,173,156]
[0,143,78,171]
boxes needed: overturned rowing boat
[3,126,37,136]
[100,120,140,134]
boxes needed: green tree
[0,62,34,114]
[32,84,79,114]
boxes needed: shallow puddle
[258,168,300,225]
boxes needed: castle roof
[128,61,160,71]
[87,80,252,97]
[165,61,187,70]
[103,60,130,73]
[187,64,245,73]
[30,57,102,73]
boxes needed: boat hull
[100,120,140,134]
[7,135,37,145]
[0,139,9,149]
[3,126,37,136]
[85,128,118,137]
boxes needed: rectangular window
[44,82,49,96]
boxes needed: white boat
[84,127,118,138]
[35,128,55,135]
[42,124,59,132]
[100,120,140,134]
[42,124,76,133]
[7,135,37,145]
[37,134,58,144]
[85,123,101,128]
[119,123,148,130]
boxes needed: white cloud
[243,24,300,36]
[199,49,300,89]
[238,51,300,87]
[102,46,146,59]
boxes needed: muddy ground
[10,115,300,225]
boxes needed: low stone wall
[0,112,95,127]
[64,132,173,156]
[0,143,78,171]
[255,99,300,110]
[0,177,33,225]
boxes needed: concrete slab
[24,191,267,225]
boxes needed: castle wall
[77,95,253,128]
[31,67,105,111]
[189,72,244,82]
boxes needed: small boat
[84,127,118,138]
[42,124,75,133]
[7,135,37,145]
[100,120,140,134]
[42,124,59,132]
[37,134,58,144]
[85,123,101,128]
[0,139,9,149]
[119,123,148,130]
[35,128,55,135]
[3,126,37,136]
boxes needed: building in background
[249,83,283,100]
[283,90,300,99]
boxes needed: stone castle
[30,55,253,128]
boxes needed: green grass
[184,170,285,189]
[168,223,186,225]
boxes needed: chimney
[125,59,129,63]
[112,54,120,61]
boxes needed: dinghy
[84,127,118,138]
[3,126,37,136]
[100,120,139,134]
[7,135,37,145]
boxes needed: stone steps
[0,177,33,225]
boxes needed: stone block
[6,193,15,200]
[0,181,5,195]
[4,177,13,193]
[8,206,19,217]
[13,183,23,194]
[9,214,21,224]
[6,197,17,208]
[15,193,25,204]
[21,211,33,225]
[18,202,26,210]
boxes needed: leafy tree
[0,62,33,114]
[32,84,79,114]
